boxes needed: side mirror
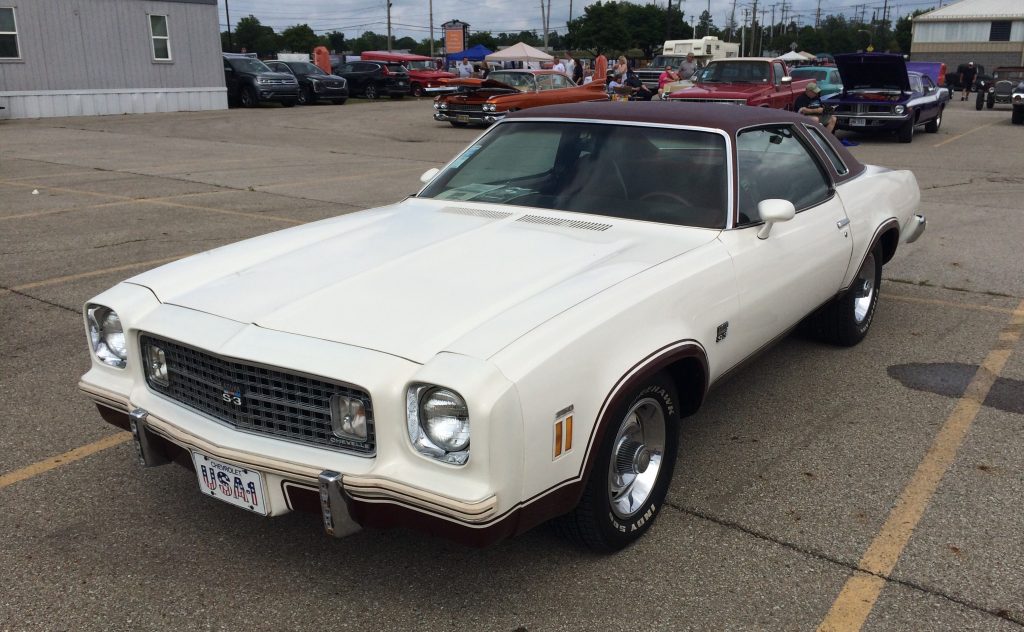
[420,167,440,184]
[781,76,792,85]
[756,199,796,239]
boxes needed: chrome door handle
[836,218,850,229]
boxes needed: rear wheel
[925,107,942,133]
[364,84,379,99]
[814,243,882,347]
[555,373,680,552]
[1013,106,1024,125]
[411,84,425,97]
[975,92,984,110]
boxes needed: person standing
[552,57,566,73]
[457,57,474,78]
[678,52,698,80]
[959,61,977,101]
[594,49,608,86]
[572,56,584,84]
[564,52,577,81]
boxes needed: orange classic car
[433,69,608,127]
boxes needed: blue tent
[446,44,492,63]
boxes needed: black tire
[897,117,915,143]
[448,121,468,128]
[987,94,995,109]
[555,373,680,552]
[975,92,984,110]
[925,107,942,133]
[239,86,258,108]
[333,98,347,105]
[297,87,314,105]
[364,83,379,99]
[814,243,882,347]
[281,99,297,108]
[1012,106,1024,125]
[411,84,425,97]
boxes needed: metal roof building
[0,0,226,119]
[911,0,1024,69]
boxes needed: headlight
[482,103,494,112]
[989,86,995,93]
[1014,94,1023,103]
[330,395,368,441]
[438,102,448,110]
[407,384,470,465]
[86,304,127,368]
[433,102,440,110]
[256,77,269,84]
[894,105,906,115]
[145,344,168,386]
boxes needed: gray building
[911,0,1024,70]
[0,0,225,119]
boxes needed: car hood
[669,83,766,98]
[128,199,719,364]
[442,77,519,90]
[836,53,910,93]
[412,69,455,80]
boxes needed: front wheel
[239,86,258,108]
[363,84,379,99]
[976,92,984,110]
[987,94,995,109]
[555,373,680,552]
[297,87,314,105]
[814,243,882,347]
[411,84,425,97]
[1012,106,1024,125]
[897,117,915,143]
[925,107,942,133]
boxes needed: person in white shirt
[457,57,473,78]
[552,57,566,73]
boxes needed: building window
[149,14,171,60]
[0,7,19,59]
[989,21,1011,42]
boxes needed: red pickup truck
[666,57,812,109]
[360,51,455,97]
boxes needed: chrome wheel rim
[853,251,877,324]
[607,397,666,519]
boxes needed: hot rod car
[79,103,925,552]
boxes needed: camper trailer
[662,37,739,61]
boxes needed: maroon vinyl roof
[506,101,865,181]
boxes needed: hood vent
[516,215,612,232]
[440,206,514,220]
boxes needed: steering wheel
[637,191,693,207]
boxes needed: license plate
[192,452,267,516]
[456,114,470,123]
[850,117,867,127]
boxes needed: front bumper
[835,113,909,132]
[256,85,300,101]
[433,111,505,125]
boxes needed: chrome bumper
[904,214,926,244]
[79,382,498,536]
[433,112,504,124]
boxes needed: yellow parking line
[932,122,994,148]
[0,255,187,298]
[884,292,1020,316]
[0,433,131,490]
[256,164,427,190]
[817,298,1024,632]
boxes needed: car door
[223,59,239,98]
[716,124,853,365]
[771,62,788,108]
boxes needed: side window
[223,59,232,71]
[550,74,571,89]
[736,126,831,224]
[149,15,171,61]
[772,62,785,86]
[338,64,352,73]
[0,7,19,59]
[536,74,555,91]
[803,125,849,175]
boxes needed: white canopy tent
[778,51,808,62]
[485,42,554,64]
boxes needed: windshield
[993,70,1024,81]
[386,63,408,74]
[488,72,537,91]
[791,69,827,81]
[699,61,769,83]
[419,121,728,229]
[405,60,435,70]
[228,57,272,74]
[651,56,687,68]
[289,62,326,75]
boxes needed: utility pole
[665,0,672,41]
[741,8,748,56]
[224,0,232,51]
[750,0,758,56]
[729,0,737,42]
[705,0,711,38]
[386,0,393,51]
[770,3,775,41]
[429,0,434,57]
[759,7,767,55]
[815,0,821,28]
[540,0,552,49]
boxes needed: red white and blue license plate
[850,117,867,126]
[192,452,268,516]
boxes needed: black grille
[140,335,374,455]
[444,103,483,114]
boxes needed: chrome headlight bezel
[893,104,906,115]
[406,384,470,465]
[438,102,448,110]
[85,304,128,369]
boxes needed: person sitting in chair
[795,82,837,133]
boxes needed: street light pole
[224,0,233,51]
[429,0,434,57]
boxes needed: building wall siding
[913,20,1024,44]
[0,0,224,92]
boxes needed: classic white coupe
[79,102,925,551]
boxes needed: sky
[216,0,943,42]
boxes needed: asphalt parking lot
[1,96,1022,631]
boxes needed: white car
[79,102,926,551]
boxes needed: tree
[234,15,279,55]
[468,31,498,51]
[567,2,630,55]
[280,24,320,54]
[350,31,388,53]
[395,36,418,50]
[324,31,346,53]
[895,9,930,54]
[695,10,719,38]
